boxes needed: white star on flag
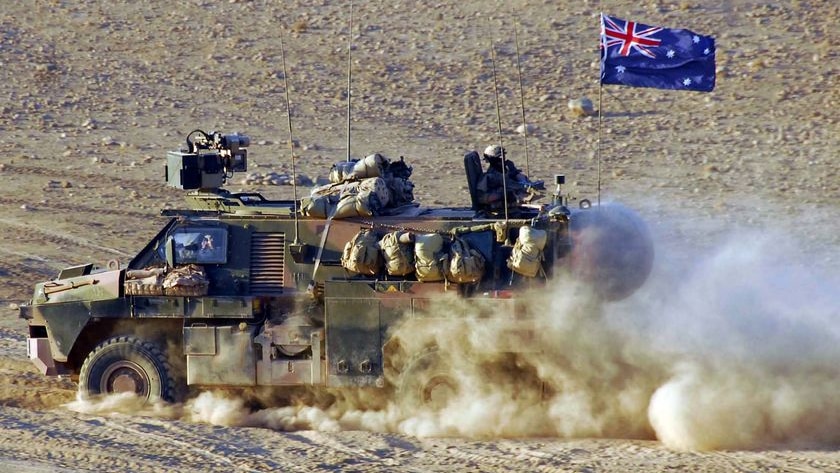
[683,78,692,86]
[667,49,675,58]
[704,48,710,54]
[693,35,700,43]
[616,65,626,74]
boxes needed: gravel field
[0,0,837,471]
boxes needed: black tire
[79,336,182,403]
[396,349,460,410]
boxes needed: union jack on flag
[599,13,716,92]
[602,15,662,58]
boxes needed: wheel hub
[101,361,150,397]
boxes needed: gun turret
[165,129,250,191]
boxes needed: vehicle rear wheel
[397,349,460,410]
[79,336,181,403]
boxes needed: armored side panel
[34,297,130,361]
[324,279,434,387]
[185,296,254,318]
[183,325,257,386]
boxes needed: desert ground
[0,0,838,471]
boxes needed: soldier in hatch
[482,145,528,184]
[476,145,543,209]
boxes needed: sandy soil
[0,0,838,471]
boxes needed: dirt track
[0,0,838,471]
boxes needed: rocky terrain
[0,0,837,471]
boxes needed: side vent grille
[250,233,285,295]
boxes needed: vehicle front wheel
[79,336,182,403]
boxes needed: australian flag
[600,13,716,92]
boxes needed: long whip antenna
[345,0,353,162]
[279,31,301,245]
[489,42,510,224]
[513,19,530,178]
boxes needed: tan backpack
[333,191,374,219]
[446,237,486,284]
[414,233,448,282]
[507,226,548,277]
[300,195,332,218]
[329,161,358,184]
[359,177,391,208]
[379,231,415,276]
[329,154,385,184]
[341,229,382,276]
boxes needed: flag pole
[596,11,603,208]
[597,82,602,207]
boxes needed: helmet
[483,145,505,159]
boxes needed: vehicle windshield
[166,227,228,265]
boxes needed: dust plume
[66,225,840,451]
[641,231,840,450]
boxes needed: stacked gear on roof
[302,154,415,219]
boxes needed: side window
[170,227,228,265]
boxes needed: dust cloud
[641,231,840,450]
[67,226,840,451]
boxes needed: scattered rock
[515,124,536,135]
[568,98,596,117]
[34,63,57,73]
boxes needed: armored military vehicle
[20,130,653,404]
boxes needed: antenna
[345,0,353,162]
[489,42,510,225]
[279,31,301,245]
[513,19,530,178]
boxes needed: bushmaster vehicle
[20,130,653,404]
